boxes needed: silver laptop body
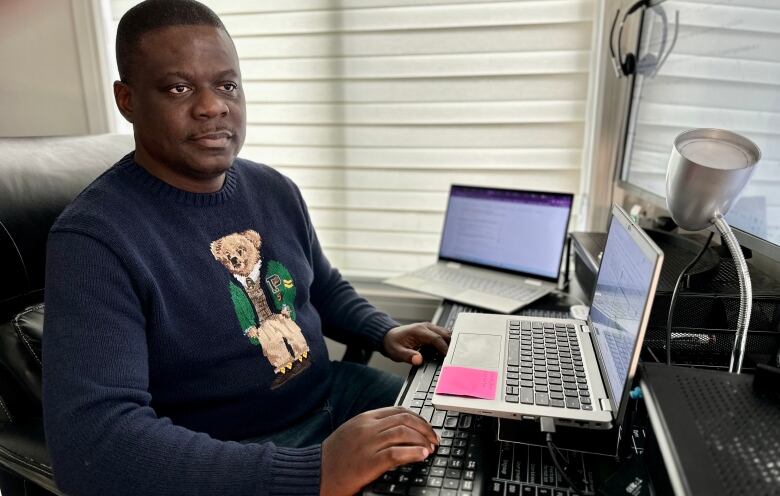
[385,185,574,314]
[433,205,664,430]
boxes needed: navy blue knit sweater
[42,154,398,495]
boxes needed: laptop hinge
[581,324,591,334]
[599,398,613,412]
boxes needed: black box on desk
[570,230,780,369]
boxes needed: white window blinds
[108,0,595,279]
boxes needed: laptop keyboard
[413,265,547,301]
[505,320,592,411]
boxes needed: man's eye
[168,85,190,94]
[220,83,238,92]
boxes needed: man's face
[115,25,245,185]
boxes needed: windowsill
[349,277,441,323]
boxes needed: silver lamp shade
[665,128,760,231]
[664,128,761,373]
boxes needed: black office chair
[0,134,375,495]
[0,134,135,495]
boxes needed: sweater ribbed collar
[117,152,238,207]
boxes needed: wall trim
[71,0,115,134]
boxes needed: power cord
[540,417,589,495]
[666,231,714,365]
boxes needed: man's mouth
[190,131,233,148]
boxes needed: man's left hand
[383,323,451,366]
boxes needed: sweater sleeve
[287,181,399,351]
[42,230,321,496]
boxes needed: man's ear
[113,81,134,123]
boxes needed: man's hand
[383,322,451,366]
[321,407,438,496]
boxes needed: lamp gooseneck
[713,215,752,373]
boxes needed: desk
[365,289,674,496]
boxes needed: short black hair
[116,0,227,83]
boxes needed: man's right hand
[320,406,439,496]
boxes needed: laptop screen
[438,185,573,280]
[589,211,660,408]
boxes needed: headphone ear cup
[636,53,657,75]
[622,52,636,76]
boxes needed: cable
[546,434,583,494]
[540,417,588,495]
[666,231,714,365]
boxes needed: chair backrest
[0,134,134,419]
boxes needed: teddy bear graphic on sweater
[210,229,310,386]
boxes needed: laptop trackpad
[451,334,501,370]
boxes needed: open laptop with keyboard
[432,205,664,431]
[363,303,600,496]
[384,185,574,314]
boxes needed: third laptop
[384,185,574,314]
[433,205,663,430]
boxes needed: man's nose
[193,89,229,119]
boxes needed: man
[42,1,449,494]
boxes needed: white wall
[0,0,112,137]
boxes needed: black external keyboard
[441,303,570,331]
[488,441,594,496]
[364,361,485,496]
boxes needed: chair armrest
[0,418,60,495]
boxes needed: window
[107,0,595,279]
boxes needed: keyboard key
[436,447,451,456]
[521,485,537,495]
[520,388,535,404]
[550,391,564,400]
[506,386,519,395]
[506,395,519,403]
[441,429,456,438]
[421,407,435,422]
[581,397,592,405]
[443,479,459,490]
[371,482,407,494]
[458,415,472,429]
[535,392,550,406]
[549,385,563,392]
[430,467,446,477]
[409,487,440,496]
[463,470,475,480]
[462,480,474,491]
[431,410,446,428]
[448,459,464,469]
[507,482,520,495]
[520,380,533,388]
[551,399,565,408]
[582,404,593,410]
[508,340,520,367]
[564,389,578,397]
[565,397,581,409]
[444,417,458,429]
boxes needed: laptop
[432,205,663,430]
[384,185,574,314]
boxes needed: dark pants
[242,360,404,448]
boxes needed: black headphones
[609,0,677,79]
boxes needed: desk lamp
[665,128,761,373]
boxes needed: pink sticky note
[435,366,497,400]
